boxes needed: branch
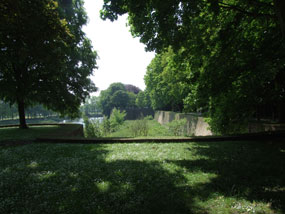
[218,1,276,20]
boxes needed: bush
[129,117,149,137]
[109,108,126,132]
[83,116,102,138]
[167,118,187,136]
[101,116,111,136]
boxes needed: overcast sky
[82,0,155,95]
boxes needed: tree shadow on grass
[0,144,197,213]
[0,141,284,213]
[170,141,285,213]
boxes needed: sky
[82,0,155,95]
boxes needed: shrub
[144,115,153,120]
[167,118,187,136]
[83,116,102,138]
[109,108,126,132]
[101,116,111,136]
[129,117,149,137]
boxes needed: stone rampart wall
[154,111,212,136]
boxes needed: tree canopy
[101,0,283,52]
[144,47,190,112]
[99,82,147,117]
[124,84,141,94]
[101,0,285,134]
[0,0,97,128]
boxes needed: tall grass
[107,119,171,138]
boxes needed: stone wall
[154,111,212,136]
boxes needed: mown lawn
[0,141,284,213]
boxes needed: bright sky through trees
[83,0,155,94]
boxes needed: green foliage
[101,0,281,52]
[101,0,285,134]
[100,116,110,136]
[83,110,126,138]
[110,90,130,109]
[109,108,126,132]
[144,47,190,112]
[0,0,97,128]
[83,116,94,137]
[167,118,187,136]
[129,116,149,137]
[99,83,139,117]
[126,91,137,108]
[107,118,180,138]
[83,116,102,138]
[135,91,148,108]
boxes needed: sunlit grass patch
[107,119,171,138]
[0,141,284,213]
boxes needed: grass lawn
[0,141,284,213]
[0,124,82,141]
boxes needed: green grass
[107,119,172,138]
[0,124,81,141]
[0,141,284,213]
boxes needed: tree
[135,91,151,108]
[144,47,190,112]
[124,84,141,94]
[99,82,140,117]
[100,0,285,134]
[99,82,126,116]
[127,91,137,108]
[100,0,282,52]
[110,90,130,109]
[0,0,97,128]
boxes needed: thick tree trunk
[17,99,28,129]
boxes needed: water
[61,117,103,126]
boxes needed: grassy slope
[0,141,284,213]
[0,124,81,141]
[107,120,172,138]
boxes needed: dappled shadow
[169,141,285,213]
[0,144,196,213]
[0,141,284,213]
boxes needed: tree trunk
[17,99,28,129]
